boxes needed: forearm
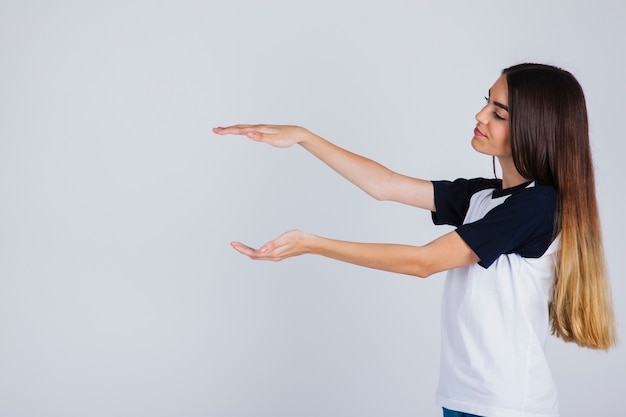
[308,235,435,278]
[298,132,397,200]
[299,131,434,210]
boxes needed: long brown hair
[503,63,616,350]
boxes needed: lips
[474,127,485,137]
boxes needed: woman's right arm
[213,124,435,211]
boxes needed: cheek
[497,126,511,145]
[500,129,512,154]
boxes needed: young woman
[213,63,616,417]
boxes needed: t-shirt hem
[436,396,559,417]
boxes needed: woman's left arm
[231,230,479,278]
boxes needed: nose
[475,105,489,124]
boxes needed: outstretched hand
[230,230,314,262]
[212,124,311,148]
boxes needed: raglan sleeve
[455,185,558,268]
[431,178,500,227]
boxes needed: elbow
[410,257,449,278]
[410,264,435,279]
[366,188,387,201]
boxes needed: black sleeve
[456,185,558,268]
[431,178,502,227]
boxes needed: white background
[1,1,624,416]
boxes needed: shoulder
[503,182,557,212]
[457,181,558,268]
[484,181,557,228]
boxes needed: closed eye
[485,96,507,121]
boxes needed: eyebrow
[488,89,509,112]
[494,101,509,112]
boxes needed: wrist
[295,127,319,146]
[303,233,322,255]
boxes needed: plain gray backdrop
[1,1,624,416]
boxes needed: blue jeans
[442,407,484,417]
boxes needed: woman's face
[472,74,511,158]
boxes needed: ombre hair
[503,63,616,349]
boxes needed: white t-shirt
[432,178,560,417]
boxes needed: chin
[470,137,481,153]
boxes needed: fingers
[231,240,279,261]
[213,125,271,144]
[212,124,254,135]
[213,124,270,135]
[230,238,291,261]
[230,241,258,255]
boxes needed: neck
[498,156,530,189]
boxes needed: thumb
[247,131,263,141]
